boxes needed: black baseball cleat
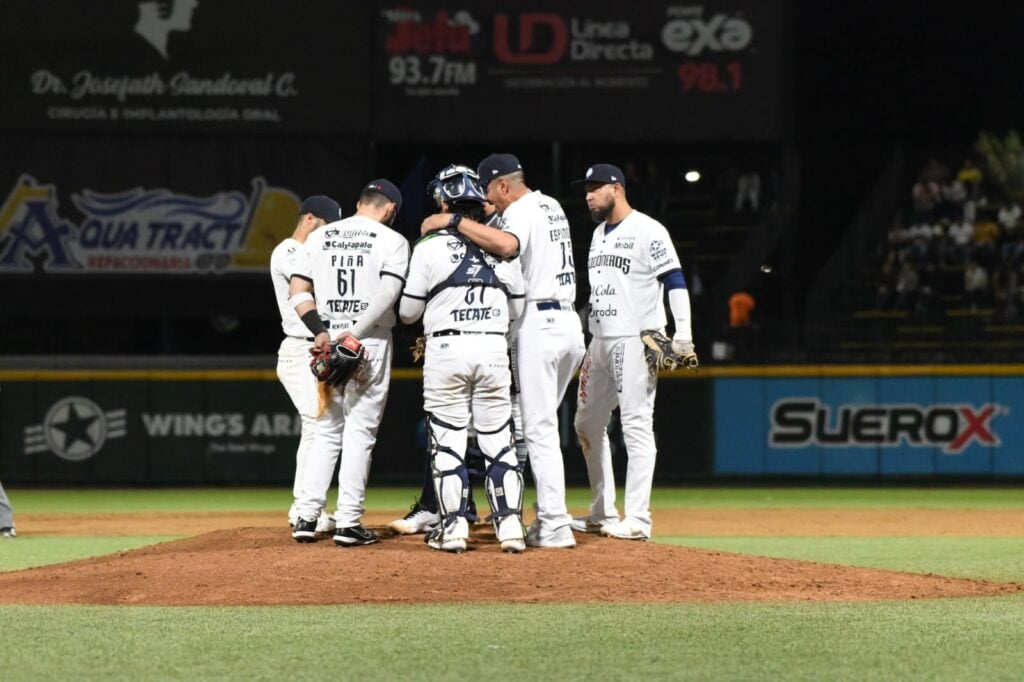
[0,527,16,538]
[333,524,380,547]
[292,518,319,543]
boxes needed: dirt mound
[0,526,1017,606]
[17,508,1024,537]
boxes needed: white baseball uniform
[399,228,525,546]
[270,238,320,523]
[0,480,13,531]
[574,209,689,536]
[291,215,409,528]
[502,190,586,535]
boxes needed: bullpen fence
[1,365,1021,485]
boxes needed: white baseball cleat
[427,516,469,553]
[388,504,440,535]
[525,521,576,548]
[600,519,650,541]
[569,516,618,534]
[315,514,337,534]
[497,516,526,554]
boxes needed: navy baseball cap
[572,163,626,186]
[362,178,403,214]
[299,195,342,222]
[477,153,523,189]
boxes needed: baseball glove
[640,330,699,372]
[310,336,365,387]
[410,335,426,364]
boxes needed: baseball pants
[423,334,512,437]
[295,332,392,528]
[574,335,658,536]
[276,336,319,505]
[423,335,514,515]
[0,480,13,529]
[514,304,586,532]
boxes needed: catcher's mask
[428,164,487,209]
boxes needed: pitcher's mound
[0,526,1017,606]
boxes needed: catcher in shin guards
[571,163,698,542]
[395,163,527,553]
[386,170,508,537]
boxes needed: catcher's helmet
[428,164,487,208]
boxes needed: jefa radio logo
[769,398,1006,454]
[0,174,300,274]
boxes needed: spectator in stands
[920,157,951,185]
[998,202,1021,233]
[957,158,984,201]
[946,217,974,262]
[727,290,757,362]
[911,179,940,222]
[964,259,990,310]
[942,178,968,215]
[895,260,920,311]
[971,218,1000,266]
[876,251,899,309]
[735,171,761,212]
[1001,230,1024,267]
[992,264,1015,318]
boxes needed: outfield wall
[1,366,1021,484]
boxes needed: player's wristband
[447,213,463,231]
[300,310,328,336]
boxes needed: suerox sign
[770,399,1004,454]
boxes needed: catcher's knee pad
[427,414,470,519]
[476,419,523,521]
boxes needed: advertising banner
[715,375,1023,477]
[0,0,372,134]
[0,373,712,485]
[375,0,784,141]
[0,136,366,277]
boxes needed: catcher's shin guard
[477,419,524,526]
[427,414,470,521]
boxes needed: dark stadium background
[2,0,1022,362]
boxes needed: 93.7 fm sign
[374,0,784,142]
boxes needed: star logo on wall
[23,396,127,462]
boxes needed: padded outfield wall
[1,365,1021,485]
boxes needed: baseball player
[0,480,15,537]
[401,164,526,553]
[270,195,342,534]
[572,163,696,540]
[421,153,585,549]
[288,179,409,546]
[388,195,503,536]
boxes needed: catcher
[387,177,507,537]
[571,163,698,541]
[397,163,526,553]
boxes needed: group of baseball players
[270,154,696,553]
